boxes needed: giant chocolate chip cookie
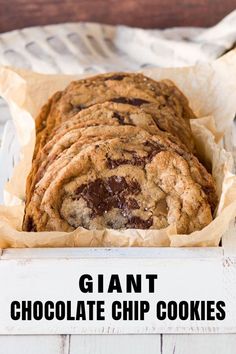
[23,132,216,234]
[34,72,195,156]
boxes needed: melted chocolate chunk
[126,198,140,209]
[26,216,37,232]
[113,112,126,125]
[107,142,165,169]
[144,141,166,161]
[143,140,163,149]
[110,97,150,106]
[127,216,153,229]
[107,175,129,193]
[74,176,141,217]
[202,186,216,213]
[125,179,141,195]
[71,177,155,229]
[75,184,87,194]
[202,186,214,196]
[106,74,125,81]
[107,156,145,169]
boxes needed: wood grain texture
[0,334,236,354]
[1,251,235,334]
[163,334,236,354]
[70,334,161,354]
[0,335,69,354]
[0,0,236,33]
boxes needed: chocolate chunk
[107,176,128,193]
[106,74,125,81]
[113,112,126,125]
[110,97,150,106]
[85,179,111,209]
[144,141,166,161]
[143,140,164,150]
[126,179,141,195]
[127,216,153,229]
[25,216,37,232]
[107,142,165,169]
[126,198,140,209]
[75,184,87,194]
[107,156,145,169]
[202,186,216,213]
[74,177,141,218]
[202,186,214,195]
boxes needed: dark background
[0,0,236,33]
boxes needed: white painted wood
[0,335,70,354]
[163,334,236,354]
[0,253,234,334]
[70,334,161,354]
[1,247,223,259]
[2,333,236,354]
[2,334,236,354]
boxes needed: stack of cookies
[23,73,217,234]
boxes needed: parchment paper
[0,50,236,248]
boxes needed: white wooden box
[0,121,236,335]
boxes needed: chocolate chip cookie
[23,72,218,236]
[34,72,195,156]
[24,124,184,228]
[23,132,216,234]
[27,100,192,207]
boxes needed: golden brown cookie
[24,125,181,229]
[26,100,193,208]
[23,131,216,234]
[34,72,195,156]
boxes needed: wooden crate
[0,123,235,335]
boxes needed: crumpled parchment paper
[0,50,236,248]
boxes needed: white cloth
[0,10,236,131]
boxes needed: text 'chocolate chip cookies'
[23,72,217,234]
